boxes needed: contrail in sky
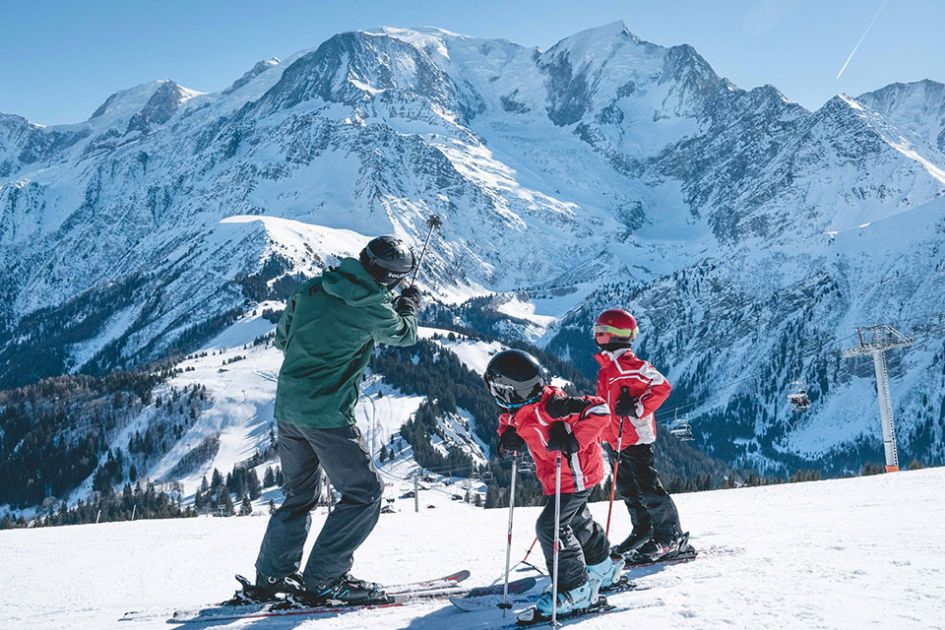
[836,0,888,80]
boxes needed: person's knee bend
[536,513,555,542]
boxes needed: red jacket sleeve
[563,396,610,447]
[636,362,672,417]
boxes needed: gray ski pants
[535,489,610,591]
[254,421,383,586]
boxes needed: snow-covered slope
[97,319,495,506]
[2,23,944,473]
[2,466,943,629]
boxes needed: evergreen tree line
[192,462,283,516]
[0,371,163,508]
[235,254,306,303]
[400,400,477,475]
[0,273,152,388]
[13,482,193,529]
[90,383,209,493]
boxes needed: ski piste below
[13,468,944,630]
[165,585,468,624]
[120,570,471,623]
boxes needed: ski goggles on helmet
[593,324,639,339]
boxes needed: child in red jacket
[484,349,624,619]
[593,309,692,563]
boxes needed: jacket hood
[321,257,390,306]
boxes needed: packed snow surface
[2,467,943,629]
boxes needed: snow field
[1,467,943,629]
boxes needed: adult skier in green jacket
[249,235,421,605]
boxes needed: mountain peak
[856,79,945,151]
[568,20,637,43]
[225,57,281,94]
[89,80,167,120]
[88,79,200,128]
[544,21,649,71]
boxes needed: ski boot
[625,531,693,564]
[611,526,653,555]
[228,572,304,604]
[536,580,596,616]
[292,572,389,606]
[588,555,627,593]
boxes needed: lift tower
[843,325,913,472]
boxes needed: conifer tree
[221,491,235,516]
[239,495,253,516]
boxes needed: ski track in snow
[1,468,943,629]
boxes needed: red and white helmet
[593,308,639,348]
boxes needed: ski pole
[520,536,539,567]
[499,450,519,615]
[551,452,562,627]
[410,214,442,286]
[604,387,629,538]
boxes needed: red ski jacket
[595,349,672,449]
[497,386,610,495]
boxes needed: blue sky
[1,0,942,125]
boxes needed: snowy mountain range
[2,22,944,479]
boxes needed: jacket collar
[507,386,557,427]
[594,347,635,366]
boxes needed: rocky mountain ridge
[2,22,944,474]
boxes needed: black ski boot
[228,572,304,604]
[293,573,388,606]
[625,532,693,565]
[611,527,653,556]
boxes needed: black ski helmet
[359,236,416,289]
[483,349,547,409]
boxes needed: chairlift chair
[667,411,695,442]
[787,380,810,411]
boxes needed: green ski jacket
[273,257,418,428]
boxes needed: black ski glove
[546,422,579,456]
[394,286,423,315]
[613,388,638,417]
[498,427,525,457]
[544,395,592,419]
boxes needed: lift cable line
[842,325,914,473]
[652,306,945,425]
[653,331,861,423]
